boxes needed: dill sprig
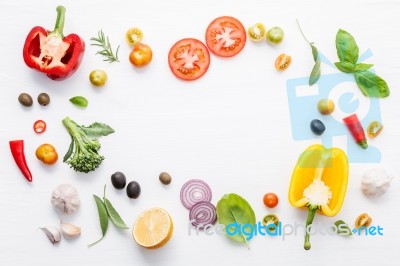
[90,30,120,63]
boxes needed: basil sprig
[335,29,390,97]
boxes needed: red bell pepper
[343,113,368,149]
[9,140,32,182]
[22,6,85,80]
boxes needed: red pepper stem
[52,6,66,38]
[304,204,318,250]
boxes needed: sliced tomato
[205,16,246,57]
[33,120,46,133]
[168,38,210,81]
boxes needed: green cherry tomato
[89,69,107,87]
[248,23,266,42]
[266,26,284,44]
[317,99,335,115]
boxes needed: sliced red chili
[33,120,46,133]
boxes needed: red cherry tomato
[33,120,46,133]
[263,193,279,208]
[168,38,210,81]
[205,16,246,57]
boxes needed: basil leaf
[355,63,374,72]
[309,59,321,86]
[334,61,355,73]
[311,44,319,62]
[69,96,88,108]
[80,122,115,137]
[63,137,74,162]
[104,198,129,229]
[354,70,390,98]
[216,193,256,246]
[335,220,352,236]
[336,29,359,64]
[88,195,109,247]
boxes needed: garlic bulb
[60,220,81,239]
[361,168,393,198]
[51,184,81,215]
[40,226,61,244]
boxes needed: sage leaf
[334,61,356,73]
[81,122,115,137]
[335,220,352,236]
[69,96,88,108]
[311,44,319,61]
[63,137,74,162]
[309,58,321,86]
[336,29,359,64]
[104,198,129,229]
[354,70,390,97]
[216,193,256,246]
[89,195,109,247]
[355,63,374,72]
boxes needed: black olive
[127,181,141,199]
[111,172,126,189]
[18,93,33,107]
[310,119,326,135]
[159,172,172,185]
[38,93,50,106]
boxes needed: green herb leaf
[334,61,356,73]
[104,198,129,229]
[336,29,359,64]
[90,30,120,63]
[311,44,319,62]
[88,195,109,247]
[63,137,74,162]
[354,70,390,97]
[216,193,256,246]
[80,122,115,137]
[309,59,321,86]
[69,96,88,108]
[335,220,352,236]
[355,63,374,72]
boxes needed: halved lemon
[132,207,173,249]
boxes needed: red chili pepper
[22,6,85,81]
[9,140,32,182]
[343,114,368,149]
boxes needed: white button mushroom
[361,168,393,198]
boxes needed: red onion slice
[180,179,212,209]
[189,201,217,229]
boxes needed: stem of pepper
[52,6,66,37]
[304,204,319,250]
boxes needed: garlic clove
[51,184,81,215]
[60,220,81,239]
[40,226,61,244]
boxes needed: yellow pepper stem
[304,205,318,250]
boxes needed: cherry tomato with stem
[263,193,279,208]
[33,120,46,134]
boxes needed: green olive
[37,93,50,106]
[266,27,284,44]
[18,93,33,107]
[159,172,172,185]
[89,69,107,87]
[317,99,335,115]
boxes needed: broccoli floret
[62,117,114,173]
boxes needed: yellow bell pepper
[288,144,349,250]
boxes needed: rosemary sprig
[90,30,120,63]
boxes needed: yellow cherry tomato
[35,144,58,165]
[248,23,266,42]
[275,54,292,71]
[126,27,144,46]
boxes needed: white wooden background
[0,0,399,265]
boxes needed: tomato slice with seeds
[168,38,210,81]
[205,16,246,57]
[33,120,46,133]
